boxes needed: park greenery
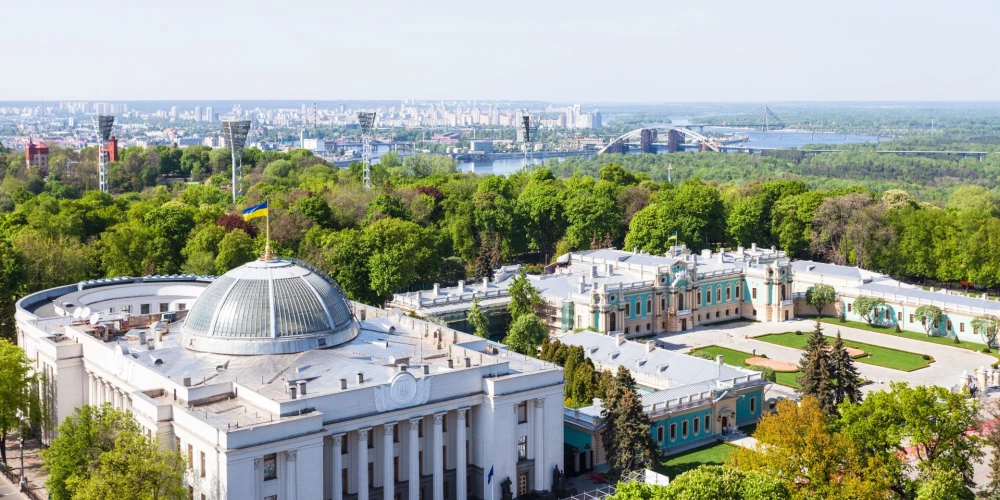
[797,322,863,414]
[601,366,658,480]
[0,338,34,465]
[42,405,186,500]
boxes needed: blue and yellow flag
[668,231,678,241]
[242,201,268,221]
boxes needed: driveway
[657,318,996,394]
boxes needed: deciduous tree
[806,283,836,318]
[913,304,943,336]
[0,339,33,465]
[852,296,885,326]
[467,297,489,339]
[502,314,547,355]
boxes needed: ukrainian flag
[668,231,678,241]
[242,201,268,221]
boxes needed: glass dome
[180,258,358,355]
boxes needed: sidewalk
[2,435,48,500]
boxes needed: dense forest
[3,143,1000,341]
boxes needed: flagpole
[264,198,272,260]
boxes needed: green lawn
[690,345,802,389]
[816,318,1000,362]
[757,332,932,372]
[658,442,740,478]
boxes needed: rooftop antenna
[357,111,377,190]
[222,120,252,203]
[520,112,533,171]
[97,115,114,193]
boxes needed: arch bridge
[598,126,722,154]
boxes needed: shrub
[759,353,768,359]
[922,354,931,360]
[953,336,961,344]
[794,330,803,336]
[982,347,992,354]
[895,323,902,333]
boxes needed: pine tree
[797,321,836,414]
[601,366,658,480]
[829,330,862,406]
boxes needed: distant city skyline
[2,0,998,102]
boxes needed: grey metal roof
[181,259,357,355]
[859,282,1000,314]
[791,260,871,281]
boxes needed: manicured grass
[757,332,932,372]
[816,318,1000,362]
[690,345,802,389]
[658,442,740,479]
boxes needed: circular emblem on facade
[390,372,418,405]
[592,294,601,304]
[609,294,616,302]
[659,276,667,284]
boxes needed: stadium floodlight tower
[520,113,533,171]
[357,111,377,190]
[222,120,252,202]
[97,115,114,193]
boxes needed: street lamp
[15,409,25,492]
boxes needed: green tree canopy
[502,313,547,355]
[805,284,836,317]
[0,339,34,464]
[601,366,657,479]
[506,269,541,320]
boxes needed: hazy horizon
[2,0,998,102]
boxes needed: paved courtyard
[656,318,997,396]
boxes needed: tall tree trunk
[0,431,6,465]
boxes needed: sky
[1,0,998,102]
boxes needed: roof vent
[340,378,347,390]
[646,340,656,353]
[609,351,620,360]
[356,372,364,385]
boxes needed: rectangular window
[176,437,181,452]
[750,397,757,414]
[736,286,740,299]
[625,303,630,317]
[716,289,721,302]
[122,305,131,313]
[200,451,206,477]
[847,303,852,313]
[705,415,711,432]
[178,303,187,311]
[108,306,115,313]
[669,423,676,440]
[752,288,757,300]
[947,320,953,331]
[141,303,150,315]
[625,326,629,334]
[961,322,965,333]
[697,291,702,305]
[726,287,731,300]
[263,453,277,481]
[909,314,914,323]
[369,463,374,484]
[657,426,663,443]
[442,445,447,470]
[518,436,527,460]
[419,451,423,474]
[341,435,348,454]
[393,423,400,442]
[646,300,652,316]
[682,420,688,438]
[694,416,700,434]
[898,311,903,321]
[715,311,720,318]
[188,487,194,500]
[726,309,730,317]
[517,402,528,424]
[160,303,169,313]
[466,440,470,464]
[342,470,349,494]
[661,298,666,310]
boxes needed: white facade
[16,261,564,500]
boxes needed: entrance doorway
[681,319,687,331]
[721,416,728,431]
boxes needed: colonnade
[84,369,132,411]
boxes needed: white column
[85,371,94,405]
[433,413,444,500]
[96,378,103,405]
[534,399,545,492]
[252,458,261,500]
[333,434,345,500]
[409,419,420,500]
[115,389,123,410]
[383,424,394,500]
[456,408,468,500]
[358,428,370,500]
[285,450,297,499]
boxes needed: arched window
[609,312,617,331]
[715,288,721,302]
[678,293,685,310]
[726,286,731,301]
[781,285,786,301]
[646,299,652,316]
[625,303,630,317]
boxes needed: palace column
[285,450,297,499]
[383,424,394,500]
[85,371,94,405]
[534,399,545,492]
[456,409,468,500]
[252,458,261,500]
[409,418,420,500]
[332,434,345,500]
[433,413,445,500]
[358,428,371,500]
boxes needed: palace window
[694,417,700,434]
[200,451,206,477]
[752,288,757,300]
[947,320,953,331]
[726,309,730,317]
[160,303,169,313]
[624,327,629,334]
[517,402,528,424]
[178,303,186,311]
[625,303,631,317]
[704,415,711,432]
[847,303,852,313]
[961,323,965,333]
[141,304,150,315]
[697,291,702,305]
[898,312,903,321]
[669,423,677,441]
[263,453,277,481]
[646,323,651,331]
[657,426,664,443]
[736,286,741,299]
[715,311,720,318]
[647,299,652,316]
[682,420,688,438]
[716,289,721,302]
[518,436,528,460]
[750,397,756,414]
[909,314,914,323]
[661,298,666,310]
[726,286,731,301]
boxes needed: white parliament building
[15,258,565,500]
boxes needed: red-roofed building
[25,139,49,168]
[107,135,119,162]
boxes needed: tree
[608,465,790,500]
[506,269,541,320]
[0,240,26,340]
[797,321,835,414]
[215,228,258,274]
[43,405,137,500]
[972,314,1000,348]
[829,331,862,406]
[467,298,489,339]
[805,284,836,318]
[981,398,1000,499]
[913,304,943,336]
[361,218,440,302]
[731,397,894,499]
[0,339,34,465]
[916,467,974,500]
[601,366,657,479]
[502,314,547,355]
[517,182,566,260]
[852,296,885,326]
[73,426,186,500]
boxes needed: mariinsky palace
[15,258,565,500]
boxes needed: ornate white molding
[384,424,395,437]
[358,427,371,442]
[457,408,468,420]
[254,458,261,470]
[534,398,544,408]
[409,418,421,430]
[285,450,297,462]
[373,372,432,412]
[433,413,445,425]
